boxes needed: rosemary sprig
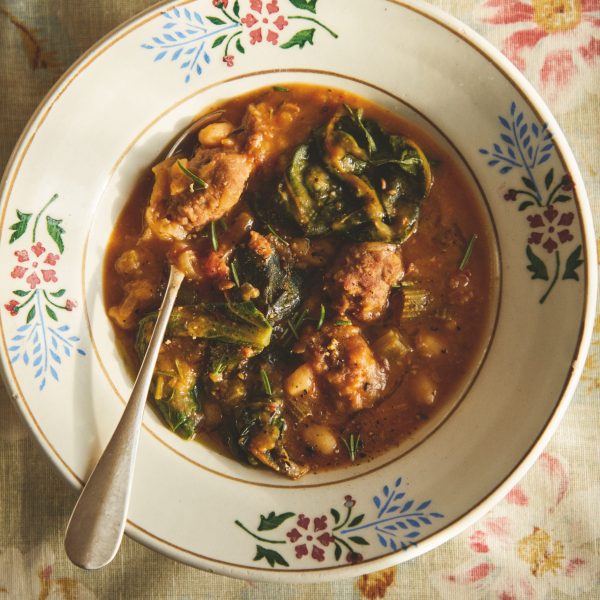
[266,223,289,246]
[177,160,208,192]
[230,258,240,287]
[459,233,478,271]
[334,319,352,326]
[210,221,219,252]
[219,218,228,231]
[317,304,325,331]
[273,86,289,92]
[260,369,272,396]
[342,433,362,462]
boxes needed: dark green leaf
[260,369,273,396]
[288,0,317,12]
[207,16,226,25]
[521,177,536,192]
[459,234,478,271]
[334,542,342,561]
[348,514,364,527]
[233,0,240,17]
[553,194,572,203]
[26,306,35,323]
[518,201,534,212]
[544,168,554,190]
[8,210,32,244]
[563,245,584,281]
[258,511,295,531]
[13,290,29,297]
[49,289,66,297]
[280,28,315,49]
[526,245,549,281]
[212,35,227,48]
[236,38,245,53]
[46,216,65,253]
[349,535,369,545]
[254,545,289,568]
[330,508,340,524]
[45,306,58,321]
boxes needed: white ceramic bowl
[0,0,596,582]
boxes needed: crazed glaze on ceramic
[0,0,596,583]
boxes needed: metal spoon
[64,109,225,570]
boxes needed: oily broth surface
[103,84,494,471]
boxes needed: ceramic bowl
[0,0,596,582]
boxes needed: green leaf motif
[254,545,289,568]
[46,305,58,321]
[526,245,549,281]
[26,306,36,324]
[50,289,66,297]
[521,177,536,193]
[348,514,364,527]
[212,35,227,48]
[13,290,29,297]
[207,16,226,25]
[563,245,584,281]
[518,201,534,212]
[330,508,340,524]
[334,542,342,561]
[288,0,318,12]
[544,168,554,190]
[258,511,295,531]
[236,38,245,54]
[233,0,240,17]
[9,210,32,244]
[553,194,572,203]
[349,535,369,545]
[46,216,65,253]
[280,28,315,49]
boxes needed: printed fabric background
[0,0,598,598]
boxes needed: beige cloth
[1,1,599,598]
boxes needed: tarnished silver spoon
[64,109,225,570]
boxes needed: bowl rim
[0,0,596,583]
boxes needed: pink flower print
[15,249,29,262]
[31,242,45,257]
[213,0,228,7]
[65,299,77,311]
[474,0,600,113]
[26,272,41,290]
[503,189,517,201]
[297,514,310,529]
[311,546,325,561]
[44,253,59,266]
[313,515,327,532]
[41,269,57,283]
[346,551,363,564]
[431,452,600,599]
[527,206,575,253]
[242,0,288,46]
[344,495,356,508]
[316,532,334,546]
[286,528,302,543]
[4,300,19,316]
[11,266,27,279]
[223,55,234,67]
[294,544,308,558]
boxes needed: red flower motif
[26,272,41,290]
[44,253,59,265]
[287,514,333,561]
[346,551,364,564]
[42,269,57,283]
[15,249,29,262]
[223,54,234,67]
[475,1,600,112]
[241,0,287,46]
[344,495,356,508]
[213,0,228,7]
[65,299,77,311]
[4,300,19,316]
[561,174,575,191]
[504,189,517,201]
[527,206,575,253]
[31,242,45,257]
[11,266,27,279]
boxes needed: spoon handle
[64,266,184,569]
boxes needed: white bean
[408,371,437,405]
[302,424,338,455]
[284,364,315,397]
[416,329,447,358]
[198,121,234,147]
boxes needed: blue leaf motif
[163,21,176,29]
[64,346,71,357]
[23,351,29,365]
[511,101,516,115]
[377,534,387,547]
[401,500,414,512]
[154,51,167,62]
[8,345,19,352]
[516,112,523,126]
[50,350,61,364]
[77,349,87,356]
[390,539,397,551]
[479,148,489,155]
[500,134,514,146]
[405,531,420,539]
[35,367,42,378]
[17,325,30,332]
[499,116,510,130]
[40,378,46,391]
[58,325,69,332]
[383,485,390,497]
[394,492,405,501]
[373,496,381,509]
[33,355,42,367]
[417,500,431,510]
[499,166,513,174]
[532,123,539,136]
[10,354,19,364]
[539,154,551,165]
[430,512,444,519]
[50,366,58,381]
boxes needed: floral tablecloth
[0,0,598,598]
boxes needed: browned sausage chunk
[326,242,404,322]
[300,324,386,413]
